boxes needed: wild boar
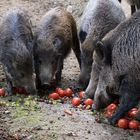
[78,0,125,89]
[91,10,140,125]
[119,0,140,14]
[0,8,37,95]
[86,60,120,109]
[34,7,81,89]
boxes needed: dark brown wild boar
[34,7,81,89]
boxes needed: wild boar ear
[95,41,105,61]
[95,41,112,65]
[53,37,62,49]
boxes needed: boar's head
[78,38,93,89]
[34,35,62,89]
[2,37,36,95]
[93,41,120,109]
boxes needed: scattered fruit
[55,87,62,93]
[56,88,65,97]
[128,108,138,118]
[19,88,27,94]
[0,88,5,96]
[117,118,129,129]
[79,91,85,98]
[84,98,93,106]
[49,92,60,100]
[10,84,137,131]
[71,97,81,106]
[104,103,140,130]
[64,88,73,97]
[12,87,19,94]
[129,120,140,129]
[130,108,138,111]
[12,87,27,94]
[107,103,117,111]
[104,110,113,118]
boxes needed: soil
[0,0,140,140]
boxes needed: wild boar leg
[55,56,64,86]
[85,61,100,98]
[72,24,81,68]
[6,81,13,95]
[3,66,13,95]
[108,86,140,125]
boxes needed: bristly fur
[78,0,125,89]
[0,8,33,66]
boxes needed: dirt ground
[0,0,140,140]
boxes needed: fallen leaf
[64,109,73,116]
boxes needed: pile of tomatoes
[105,103,140,129]
[49,88,93,109]
[0,87,28,96]
[1,86,139,130]
[12,87,27,94]
[49,87,73,99]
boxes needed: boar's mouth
[95,94,112,110]
[94,87,116,110]
[106,86,120,100]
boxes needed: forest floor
[0,0,140,140]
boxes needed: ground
[0,0,140,140]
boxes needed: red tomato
[71,97,81,106]
[55,88,62,93]
[129,120,140,129]
[18,88,27,94]
[130,108,138,111]
[0,88,5,96]
[49,92,60,100]
[56,88,65,97]
[64,88,73,97]
[84,98,93,106]
[117,118,129,129]
[128,108,138,118]
[79,91,85,98]
[12,87,27,94]
[12,87,18,94]
[18,88,22,93]
[107,103,117,111]
[105,110,113,118]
